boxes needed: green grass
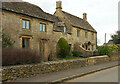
[58,56,84,60]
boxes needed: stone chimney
[83,13,87,21]
[56,1,62,11]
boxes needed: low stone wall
[87,55,109,65]
[109,51,120,61]
[2,54,120,82]
[2,59,87,82]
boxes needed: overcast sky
[22,0,119,45]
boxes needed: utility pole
[105,33,106,44]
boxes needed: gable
[62,11,97,33]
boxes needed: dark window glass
[22,38,30,48]
[85,32,88,38]
[77,30,80,37]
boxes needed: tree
[2,32,15,48]
[56,38,70,58]
[111,31,120,44]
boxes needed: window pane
[26,21,30,29]
[43,24,46,32]
[22,38,25,48]
[40,24,42,32]
[77,30,80,37]
[22,20,26,28]
[85,32,87,38]
[64,27,66,33]
[22,38,30,48]
[26,38,30,48]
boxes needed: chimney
[83,13,87,21]
[56,1,62,11]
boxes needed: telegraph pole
[105,33,106,44]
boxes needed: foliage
[2,48,41,66]
[2,32,15,48]
[72,50,83,57]
[56,38,70,58]
[98,44,119,55]
[98,45,109,55]
[108,44,119,52]
[111,31,120,44]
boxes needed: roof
[62,11,97,32]
[2,2,58,22]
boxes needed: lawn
[58,56,84,60]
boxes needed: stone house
[2,1,97,61]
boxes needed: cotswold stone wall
[2,59,87,82]
[2,54,120,82]
[87,56,109,65]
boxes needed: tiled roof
[2,2,58,22]
[62,11,96,32]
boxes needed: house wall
[2,10,54,61]
[2,10,97,61]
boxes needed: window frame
[22,19,30,29]
[77,30,80,37]
[20,36,32,49]
[92,33,94,40]
[40,23,46,32]
[85,32,88,38]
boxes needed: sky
[22,0,119,45]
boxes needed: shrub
[108,44,119,52]
[98,45,109,55]
[2,32,15,48]
[98,44,119,56]
[2,48,41,66]
[72,50,83,57]
[56,38,70,58]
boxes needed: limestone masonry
[2,1,97,61]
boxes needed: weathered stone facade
[2,1,97,61]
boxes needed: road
[66,66,119,82]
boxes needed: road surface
[66,66,119,82]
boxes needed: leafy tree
[111,31,120,44]
[2,32,15,48]
[56,38,70,58]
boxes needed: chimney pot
[56,1,62,10]
[83,13,87,21]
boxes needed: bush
[98,45,109,55]
[108,44,119,52]
[72,50,83,57]
[56,38,70,58]
[98,44,119,56]
[2,48,41,66]
[2,32,15,48]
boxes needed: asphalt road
[66,66,119,82]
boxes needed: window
[22,38,30,48]
[40,23,46,32]
[77,30,80,37]
[63,27,66,33]
[92,33,94,40]
[22,20,30,29]
[85,32,88,38]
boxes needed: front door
[39,40,45,57]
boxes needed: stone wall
[87,55,109,65]
[2,55,120,82]
[2,59,87,82]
